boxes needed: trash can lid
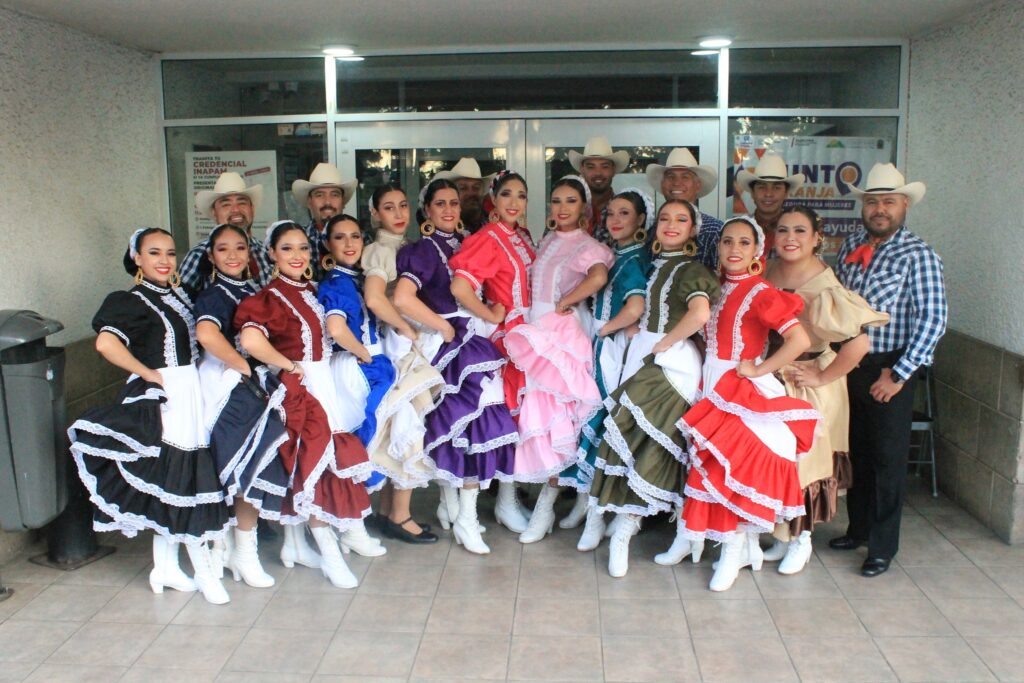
[0,310,64,351]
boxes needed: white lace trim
[122,388,166,405]
[705,281,737,359]
[300,288,335,358]
[730,282,767,361]
[486,228,530,315]
[100,326,130,345]
[436,359,506,401]
[705,390,822,426]
[425,393,519,455]
[619,393,686,461]
[67,420,161,460]
[217,380,287,489]
[289,435,372,532]
[402,273,423,289]
[132,291,178,367]
[269,288,314,362]
[241,321,269,337]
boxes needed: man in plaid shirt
[830,163,947,578]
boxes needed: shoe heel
[149,577,164,594]
[281,557,295,568]
[340,543,350,555]
[752,556,763,571]
[231,568,241,582]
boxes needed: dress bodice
[593,242,650,322]
[638,253,720,334]
[194,272,257,351]
[93,281,198,369]
[318,266,380,347]
[396,229,462,315]
[705,273,804,362]
[234,275,333,362]
[449,221,535,325]
[530,229,613,307]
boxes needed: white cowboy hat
[849,163,926,206]
[291,163,357,207]
[434,157,494,183]
[736,152,805,194]
[195,172,263,219]
[568,136,630,173]
[645,148,718,198]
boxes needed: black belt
[859,348,905,367]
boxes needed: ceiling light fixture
[698,37,732,48]
[338,56,365,62]
[690,50,719,56]
[322,45,355,56]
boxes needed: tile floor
[2,479,1023,682]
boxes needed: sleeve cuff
[364,267,390,280]
[325,309,347,319]
[400,273,423,289]
[624,289,645,299]
[777,319,800,334]
[685,291,711,303]
[241,321,270,338]
[454,269,481,290]
[99,326,130,346]
[891,359,917,383]
[196,315,222,329]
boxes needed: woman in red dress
[236,220,375,589]
[668,216,819,592]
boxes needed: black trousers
[845,351,917,560]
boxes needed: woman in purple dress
[393,178,518,555]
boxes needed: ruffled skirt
[589,334,702,516]
[69,364,231,542]
[422,314,517,488]
[198,356,289,520]
[506,306,602,483]
[330,349,387,492]
[678,358,819,542]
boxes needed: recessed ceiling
[1,0,988,54]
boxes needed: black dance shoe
[861,557,891,577]
[828,535,865,551]
[383,517,439,544]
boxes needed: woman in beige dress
[764,205,888,574]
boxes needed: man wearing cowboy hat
[646,148,722,270]
[569,136,630,244]
[736,152,805,256]
[292,162,357,280]
[434,157,494,233]
[831,162,947,578]
[179,171,274,290]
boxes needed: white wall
[907,0,1024,354]
[0,7,162,344]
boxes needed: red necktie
[845,243,875,270]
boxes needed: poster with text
[186,151,279,246]
[732,135,892,257]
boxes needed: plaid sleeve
[177,241,208,291]
[892,247,947,381]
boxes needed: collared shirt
[695,212,724,272]
[835,225,947,381]
[178,234,274,292]
[304,219,328,281]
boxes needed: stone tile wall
[933,329,1024,543]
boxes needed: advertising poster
[733,135,892,256]
[186,151,279,246]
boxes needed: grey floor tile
[46,621,162,667]
[952,537,1024,566]
[826,563,924,599]
[753,564,843,599]
[371,536,451,566]
[436,562,518,598]
[765,597,865,637]
[904,564,1007,599]
[0,620,81,665]
[54,551,149,587]
[508,635,604,681]
[446,529,523,566]
[693,634,798,682]
[602,635,700,682]
[89,581,193,625]
[683,598,775,637]
[216,673,312,683]
[425,596,515,635]
[22,663,127,682]
[0,583,45,622]
[120,666,218,682]
[0,557,65,586]
[517,562,597,600]
[513,597,599,636]
[411,633,509,680]
[783,635,896,682]
[848,597,956,636]
[223,627,332,674]
[254,590,351,631]
[895,527,974,566]
[980,564,1024,599]
[340,594,432,633]
[316,631,420,678]
[596,563,679,599]
[134,624,247,671]
[10,584,118,622]
[357,561,443,597]
[171,581,274,627]
[599,597,688,638]
[874,636,996,682]
[966,636,1024,682]
[932,597,1024,637]
[673,564,761,599]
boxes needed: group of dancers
[70,150,908,606]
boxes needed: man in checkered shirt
[829,163,947,578]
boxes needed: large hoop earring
[271,265,280,279]
[651,240,663,255]
[683,239,698,257]
[456,220,466,235]
[578,216,588,230]
[134,268,144,285]
[489,210,499,224]
[242,265,251,280]
[420,221,436,236]
[633,229,647,245]
[321,254,336,271]
[547,218,556,230]
[303,265,315,281]
[748,259,764,276]
[169,270,181,288]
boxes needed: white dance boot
[577,506,606,551]
[184,542,231,605]
[149,535,197,594]
[559,490,589,529]
[778,531,813,575]
[654,518,704,566]
[227,527,275,588]
[709,532,763,592]
[761,537,788,562]
[453,488,490,555]
[310,526,358,588]
[210,529,234,579]
[437,483,459,530]
[495,481,530,533]
[280,523,322,569]
[519,484,559,544]
[339,520,387,557]
[607,513,641,578]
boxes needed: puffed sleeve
[317,275,361,322]
[396,240,438,291]
[92,291,149,347]
[361,242,397,283]
[754,286,805,334]
[617,255,650,301]
[674,262,722,306]
[234,290,287,341]
[804,283,890,343]
[449,230,500,291]
[570,237,615,276]
[194,287,236,331]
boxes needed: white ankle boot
[281,524,322,569]
[227,527,275,588]
[310,526,358,588]
[559,490,589,529]
[453,488,490,555]
[709,532,763,592]
[519,484,559,544]
[762,537,787,562]
[210,529,234,579]
[577,506,606,551]
[778,531,813,575]
[607,513,641,578]
[437,484,459,530]
[604,511,621,538]
[654,518,704,566]
[149,535,197,594]
[339,521,387,557]
[184,542,231,605]
[495,481,530,533]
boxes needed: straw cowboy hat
[291,163,357,207]
[736,152,805,194]
[433,157,496,188]
[645,148,718,198]
[568,136,630,173]
[195,172,263,219]
[849,163,926,206]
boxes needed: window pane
[163,59,326,119]
[726,116,898,258]
[165,124,328,247]
[729,47,901,109]
[336,51,718,113]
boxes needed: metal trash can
[0,310,67,532]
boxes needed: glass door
[524,118,720,240]
[336,120,525,237]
